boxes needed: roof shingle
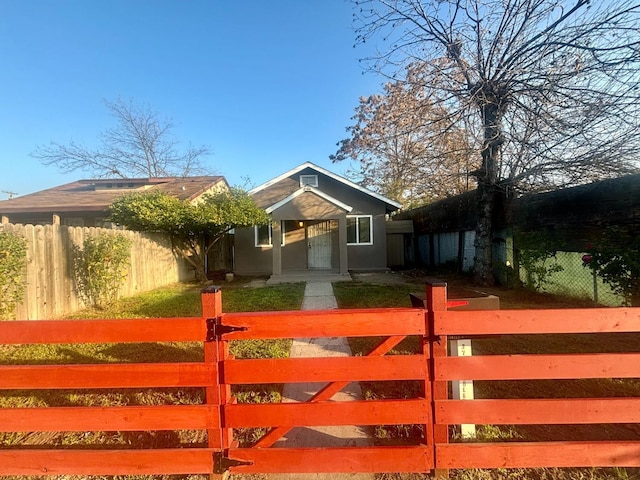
[0,176,227,214]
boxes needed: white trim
[265,186,353,214]
[346,214,373,246]
[249,162,402,210]
[255,224,271,247]
[254,221,286,247]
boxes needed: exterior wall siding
[346,212,388,271]
[281,221,308,271]
[234,227,273,275]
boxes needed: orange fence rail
[428,282,640,472]
[1,282,640,477]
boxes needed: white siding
[436,232,458,265]
[462,230,475,272]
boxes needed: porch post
[272,220,282,276]
[338,214,348,274]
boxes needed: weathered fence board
[0,223,190,320]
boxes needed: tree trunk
[171,237,208,283]
[473,102,501,286]
[474,181,495,285]
[193,260,208,283]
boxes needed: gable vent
[299,175,318,187]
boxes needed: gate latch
[206,318,247,341]
[213,451,253,474]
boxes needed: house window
[255,221,286,247]
[300,175,318,187]
[347,215,373,245]
[64,217,85,227]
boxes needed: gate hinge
[213,451,253,474]
[206,318,247,341]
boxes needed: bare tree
[354,0,640,284]
[331,62,479,207]
[32,98,211,178]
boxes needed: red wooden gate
[2,283,640,477]
[215,303,435,474]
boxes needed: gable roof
[265,186,353,214]
[0,176,227,214]
[249,162,402,210]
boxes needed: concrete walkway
[266,282,374,480]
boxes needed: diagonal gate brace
[253,334,408,448]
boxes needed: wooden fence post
[201,286,228,479]
[426,280,449,480]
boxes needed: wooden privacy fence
[1,283,640,477]
[0,223,190,320]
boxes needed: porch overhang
[267,188,351,278]
[265,186,353,214]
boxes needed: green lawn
[332,281,419,308]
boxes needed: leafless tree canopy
[32,98,211,178]
[353,0,640,283]
[332,63,479,208]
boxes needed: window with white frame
[254,221,286,247]
[346,215,373,245]
[299,175,318,187]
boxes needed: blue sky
[0,1,384,198]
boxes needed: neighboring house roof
[0,176,227,214]
[249,161,402,211]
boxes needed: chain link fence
[518,251,624,306]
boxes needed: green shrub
[0,231,27,319]
[585,229,640,306]
[516,231,564,291]
[74,233,132,309]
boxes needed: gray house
[234,162,401,281]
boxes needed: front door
[307,221,332,269]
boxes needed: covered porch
[267,217,351,284]
[266,187,352,283]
